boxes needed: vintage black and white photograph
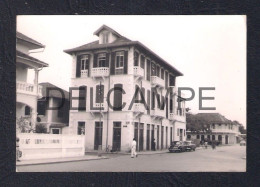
[16,15,246,172]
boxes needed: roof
[16,50,48,67]
[17,32,45,48]
[40,82,69,100]
[64,26,183,76]
[93,24,122,37]
[195,113,232,124]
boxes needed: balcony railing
[169,112,186,123]
[133,103,146,113]
[81,70,88,77]
[91,67,110,77]
[151,76,164,88]
[91,103,107,112]
[151,108,165,117]
[16,81,42,97]
[133,66,144,77]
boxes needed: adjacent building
[37,82,70,134]
[64,25,186,152]
[16,32,48,132]
[186,113,241,144]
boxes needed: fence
[18,133,85,160]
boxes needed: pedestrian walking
[131,138,137,158]
[16,137,21,162]
[204,141,208,149]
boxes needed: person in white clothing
[131,138,137,158]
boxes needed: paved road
[17,145,246,172]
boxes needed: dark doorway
[113,84,123,111]
[139,123,144,151]
[94,122,103,150]
[166,127,168,148]
[170,127,173,143]
[77,121,85,135]
[212,135,215,141]
[151,125,154,150]
[180,129,183,141]
[134,122,139,151]
[146,124,150,150]
[161,126,164,149]
[218,135,222,144]
[225,135,229,144]
[201,135,205,141]
[112,122,121,151]
[207,135,211,140]
[157,125,159,150]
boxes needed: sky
[17,15,246,127]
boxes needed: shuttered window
[140,55,145,69]
[96,84,104,103]
[146,59,151,81]
[78,86,86,111]
[161,68,164,80]
[134,51,139,66]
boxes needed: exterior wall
[187,133,238,145]
[16,64,28,82]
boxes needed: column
[34,69,39,95]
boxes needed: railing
[133,66,144,77]
[91,103,107,112]
[211,129,240,134]
[151,107,165,117]
[151,76,164,88]
[16,81,42,97]
[169,112,186,123]
[91,67,110,77]
[133,103,146,113]
[17,133,85,160]
[81,69,88,77]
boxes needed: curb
[16,156,108,166]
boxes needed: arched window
[25,105,31,116]
[78,86,86,111]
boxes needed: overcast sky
[17,15,246,127]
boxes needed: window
[103,32,109,44]
[98,53,106,67]
[116,51,124,68]
[37,101,46,115]
[52,128,60,134]
[96,84,104,103]
[25,106,31,116]
[134,51,139,66]
[151,62,156,76]
[81,55,89,70]
[140,55,145,69]
[169,74,175,86]
[212,124,215,129]
[197,135,200,139]
[78,86,86,111]
[78,121,85,135]
[161,68,164,79]
[156,65,160,77]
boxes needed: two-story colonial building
[64,25,186,152]
[16,32,48,132]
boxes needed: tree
[16,117,33,133]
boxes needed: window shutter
[124,51,128,74]
[76,55,81,78]
[110,52,115,75]
[106,53,109,67]
[93,54,98,68]
[141,87,145,104]
[87,55,90,77]
[146,60,150,81]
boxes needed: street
[17,145,246,172]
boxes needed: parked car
[240,140,246,146]
[168,141,186,153]
[183,141,196,151]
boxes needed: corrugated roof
[40,82,69,100]
[16,50,48,67]
[17,32,45,48]
[64,26,183,76]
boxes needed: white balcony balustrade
[80,69,88,77]
[151,76,164,88]
[91,102,107,112]
[91,67,110,77]
[169,107,186,122]
[151,107,165,118]
[16,81,42,97]
[133,66,144,77]
[133,103,146,113]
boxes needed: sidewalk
[86,149,172,155]
[16,155,108,166]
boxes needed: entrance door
[218,135,222,144]
[151,125,154,150]
[166,127,168,148]
[113,84,123,111]
[157,125,159,150]
[161,126,164,149]
[180,129,183,141]
[112,122,121,151]
[139,123,144,151]
[134,122,139,151]
[201,135,205,141]
[146,124,150,150]
[94,122,103,150]
[225,135,229,144]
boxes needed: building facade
[64,25,186,152]
[16,32,48,132]
[186,113,241,145]
[37,82,70,134]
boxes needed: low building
[186,113,241,145]
[64,25,186,152]
[37,82,70,134]
[16,32,48,132]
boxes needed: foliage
[16,117,33,133]
[186,113,211,133]
[35,123,47,133]
[232,120,247,134]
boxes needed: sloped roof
[93,24,122,37]
[195,113,232,124]
[64,26,183,76]
[16,50,48,67]
[17,32,45,48]
[40,82,69,100]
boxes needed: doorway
[146,124,150,150]
[180,129,183,141]
[225,135,229,144]
[94,122,103,150]
[139,123,144,151]
[112,122,121,151]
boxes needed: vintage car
[240,140,246,146]
[183,141,196,151]
[168,141,186,153]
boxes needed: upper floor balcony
[151,107,165,118]
[133,103,146,113]
[16,81,42,98]
[169,112,186,123]
[81,70,88,78]
[133,66,144,77]
[151,76,164,88]
[91,67,110,78]
[90,102,108,112]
